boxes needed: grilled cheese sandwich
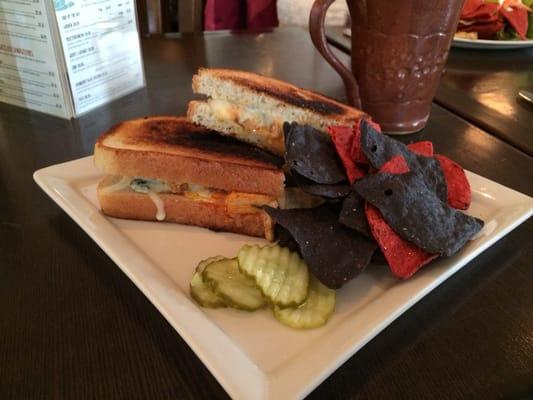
[188,68,367,156]
[94,116,284,239]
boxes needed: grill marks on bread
[99,116,283,170]
[192,68,364,120]
[227,76,344,116]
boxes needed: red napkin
[204,0,278,31]
[247,0,278,29]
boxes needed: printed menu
[0,0,144,118]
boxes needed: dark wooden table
[326,26,533,156]
[1,27,532,400]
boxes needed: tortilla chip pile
[266,121,484,289]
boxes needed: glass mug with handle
[309,0,464,134]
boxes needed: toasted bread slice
[94,116,284,197]
[188,68,367,155]
[97,176,274,239]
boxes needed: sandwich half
[187,68,367,156]
[94,116,284,239]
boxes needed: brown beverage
[309,0,463,133]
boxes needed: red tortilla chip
[407,141,434,157]
[380,155,410,174]
[435,154,471,210]
[365,155,437,279]
[328,125,366,183]
[349,120,366,165]
[366,204,437,279]
[328,120,382,183]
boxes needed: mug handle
[309,0,361,109]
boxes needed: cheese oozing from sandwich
[101,175,278,217]
[207,99,285,154]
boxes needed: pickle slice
[273,276,335,329]
[203,258,266,311]
[196,255,227,274]
[237,244,309,307]
[189,256,227,308]
[190,271,227,308]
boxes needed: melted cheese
[210,99,238,121]
[225,192,277,214]
[278,188,324,210]
[186,183,214,198]
[147,191,166,221]
[205,99,285,155]
[104,176,277,217]
[100,176,131,194]
[208,99,282,135]
[130,178,170,193]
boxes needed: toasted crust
[97,176,274,239]
[189,69,367,155]
[94,116,284,197]
[192,68,366,120]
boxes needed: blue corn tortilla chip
[371,249,387,264]
[265,205,376,288]
[354,171,483,257]
[275,225,301,255]
[292,171,351,199]
[284,122,347,184]
[339,191,371,238]
[360,120,447,202]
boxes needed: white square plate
[34,156,533,400]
